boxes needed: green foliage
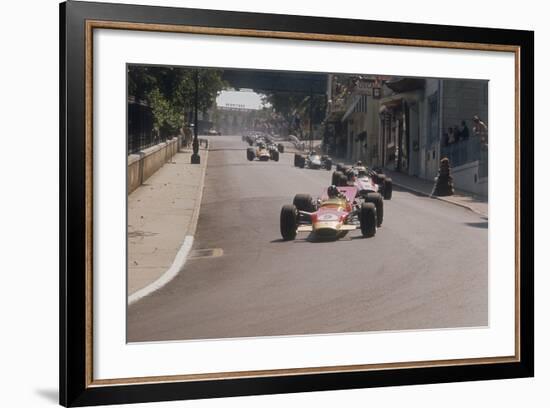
[148,88,182,137]
[261,92,326,130]
[128,66,226,137]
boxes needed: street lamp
[191,69,200,164]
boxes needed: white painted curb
[128,236,194,305]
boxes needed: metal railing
[127,98,177,154]
[441,138,487,169]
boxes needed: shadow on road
[464,221,488,229]
[270,233,367,244]
[392,184,432,197]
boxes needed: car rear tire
[277,143,284,153]
[383,178,393,200]
[374,173,386,185]
[294,154,303,167]
[271,150,280,161]
[246,148,255,161]
[365,192,384,227]
[360,203,377,237]
[293,194,315,212]
[280,205,298,241]
[325,159,332,171]
[331,171,343,185]
[337,173,348,187]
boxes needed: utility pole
[191,69,201,164]
[309,91,313,152]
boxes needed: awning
[379,97,403,113]
[385,78,425,93]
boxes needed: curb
[128,147,210,305]
[392,181,487,217]
[128,236,194,305]
[189,147,209,234]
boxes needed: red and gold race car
[280,186,379,241]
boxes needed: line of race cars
[280,162,393,241]
[239,134,393,242]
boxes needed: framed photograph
[60,1,534,406]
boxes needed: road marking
[188,248,224,259]
[128,235,194,305]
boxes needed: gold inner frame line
[84,19,521,388]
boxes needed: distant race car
[264,139,285,154]
[294,152,332,170]
[247,141,279,162]
[279,186,381,241]
[332,164,393,200]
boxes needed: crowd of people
[444,115,488,148]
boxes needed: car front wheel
[365,192,384,227]
[360,203,377,238]
[280,205,298,240]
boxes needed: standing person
[446,126,456,145]
[458,120,470,141]
[473,115,488,145]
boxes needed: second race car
[332,163,393,200]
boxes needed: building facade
[378,78,488,195]
[325,75,488,195]
[325,74,382,163]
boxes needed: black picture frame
[60,1,534,406]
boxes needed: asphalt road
[127,135,488,342]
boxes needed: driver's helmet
[259,142,266,148]
[356,166,367,177]
[356,160,363,166]
[346,168,357,181]
[327,185,340,198]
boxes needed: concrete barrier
[452,160,488,197]
[127,136,180,194]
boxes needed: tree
[128,66,226,137]
[260,92,326,137]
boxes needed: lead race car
[332,163,393,200]
[279,186,380,241]
[294,151,332,170]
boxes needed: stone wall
[127,137,180,194]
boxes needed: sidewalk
[127,147,208,302]
[384,169,488,217]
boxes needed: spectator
[473,115,488,145]
[458,120,470,141]
[446,127,456,145]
